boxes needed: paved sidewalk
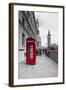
[18,55,58,79]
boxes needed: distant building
[18,11,41,63]
[47,30,51,47]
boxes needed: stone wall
[49,50,58,63]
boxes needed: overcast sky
[35,11,58,47]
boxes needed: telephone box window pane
[30,45,33,59]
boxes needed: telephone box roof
[26,37,35,41]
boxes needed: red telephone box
[26,37,36,65]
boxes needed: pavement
[18,54,58,79]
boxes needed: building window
[27,11,30,17]
[22,33,25,46]
[37,42,39,48]
[22,17,25,25]
[27,25,30,32]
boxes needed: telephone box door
[26,37,36,65]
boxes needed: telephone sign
[26,37,36,65]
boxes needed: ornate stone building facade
[18,11,41,63]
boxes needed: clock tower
[47,30,51,47]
